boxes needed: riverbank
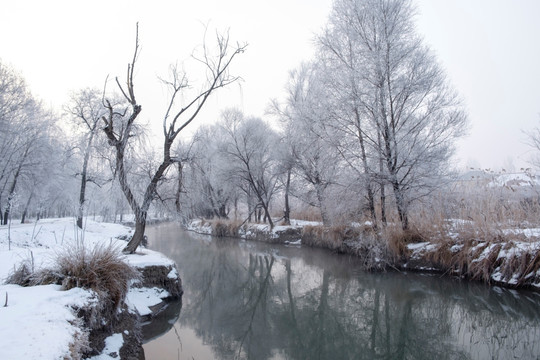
[186,218,540,290]
[0,218,182,359]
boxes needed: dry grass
[54,242,139,309]
[5,261,34,286]
[374,180,540,287]
[290,207,323,222]
[210,219,241,237]
[66,326,90,360]
[385,226,426,261]
[301,225,361,250]
[6,242,139,309]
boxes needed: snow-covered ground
[0,217,177,360]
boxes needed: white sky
[1,0,539,171]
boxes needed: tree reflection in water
[144,224,540,360]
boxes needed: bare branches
[165,31,247,140]
[116,22,140,106]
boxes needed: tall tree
[276,63,341,225]
[102,25,246,253]
[65,88,108,228]
[319,0,467,230]
[221,110,280,228]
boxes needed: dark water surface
[142,223,540,360]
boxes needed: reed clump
[301,225,362,251]
[210,219,241,237]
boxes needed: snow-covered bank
[403,235,540,288]
[186,218,540,289]
[0,218,182,360]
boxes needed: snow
[407,241,431,251]
[87,333,124,360]
[290,219,322,227]
[488,172,540,188]
[125,287,171,317]
[285,239,302,246]
[167,267,178,279]
[124,247,176,268]
[0,284,95,360]
[0,217,179,360]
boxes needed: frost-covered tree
[276,63,342,225]
[65,88,109,228]
[187,125,235,219]
[220,109,280,228]
[319,0,467,230]
[0,99,59,224]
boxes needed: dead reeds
[210,219,241,237]
[5,242,139,309]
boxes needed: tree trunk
[248,197,253,222]
[175,162,183,215]
[77,131,95,229]
[354,107,377,229]
[3,173,20,225]
[124,211,147,253]
[380,183,387,227]
[315,182,331,226]
[2,146,29,225]
[378,130,387,227]
[391,178,409,230]
[283,169,291,225]
[20,189,35,224]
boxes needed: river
[142,222,540,360]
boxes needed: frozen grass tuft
[5,242,139,310]
[5,261,34,287]
[54,242,139,309]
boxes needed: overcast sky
[1,0,539,171]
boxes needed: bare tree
[102,25,246,253]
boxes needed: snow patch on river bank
[0,217,181,359]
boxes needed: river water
[142,223,540,360]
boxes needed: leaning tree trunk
[124,210,147,254]
[122,160,170,253]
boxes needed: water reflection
[144,223,540,360]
